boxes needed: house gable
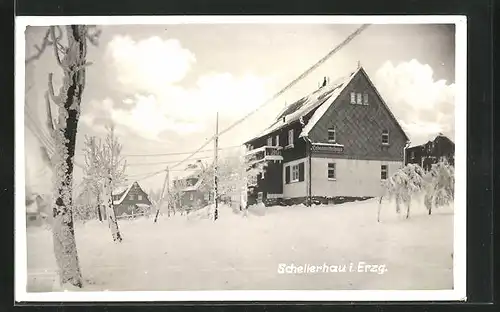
[306,67,409,161]
[114,181,152,206]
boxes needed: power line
[127,156,213,167]
[122,145,241,157]
[166,24,371,171]
[217,24,371,138]
[25,105,87,170]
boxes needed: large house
[244,66,409,206]
[405,133,455,171]
[110,181,152,218]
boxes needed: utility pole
[154,166,169,223]
[213,112,219,221]
[166,167,170,217]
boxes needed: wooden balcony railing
[245,145,283,165]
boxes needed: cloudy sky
[24,22,456,194]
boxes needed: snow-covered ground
[26,198,454,292]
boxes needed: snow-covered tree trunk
[96,192,103,222]
[103,175,122,242]
[25,25,102,288]
[50,25,91,288]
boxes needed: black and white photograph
[15,16,466,302]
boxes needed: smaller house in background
[173,173,209,210]
[26,193,51,227]
[111,181,152,219]
[405,133,455,171]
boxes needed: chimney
[322,76,327,87]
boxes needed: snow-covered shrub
[423,160,455,215]
[378,163,426,221]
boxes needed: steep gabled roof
[245,72,355,144]
[300,66,410,142]
[113,181,150,205]
[407,133,455,149]
[245,66,410,145]
[113,183,135,205]
[182,176,205,192]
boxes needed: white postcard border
[15,15,467,302]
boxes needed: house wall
[262,160,283,195]
[283,157,308,198]
[112,182,152,217]
[180,190,207,208]
[281,121,309,162]
[246,120,312,163]
[307,69,407,162]
[310,157,403,198]
[115,183,151,207]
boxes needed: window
[291,164,300,182]
[382,130,390,144]
[267,136,273,146]
[381,165,388,180]
[328,127,336,142]
[328,163,336,180]
[189,193,194,200]
[288,129,294,146]
[350,92,356,104]
[285,163,304,183]
[411,151,415,160]
[128,194,134,200]
[363,92,369,105]
[275,134,280,146]
[137,195,143,201]
[356,93,363,104]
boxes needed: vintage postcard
[15,15,466,302]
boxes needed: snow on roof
[113,182,135,205]
[299,69,360,138]
[26,202,38,214]
[182,175,205,192]
[245,70,357,144]
[113,185,129,196]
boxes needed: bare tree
[24,25,101,288]
[82,136,104,222]
[82,125,125,241]
[101,125,126,241]
[169,179,188,215]
[196,147,267,218]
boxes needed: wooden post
[166,167,170,217]
[213,112,219,221]
[154,166,169,223]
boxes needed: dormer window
[328,127,336,142]
[382,130,390,145]
[267,136,272,146]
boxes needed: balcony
[245,145,283,165]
